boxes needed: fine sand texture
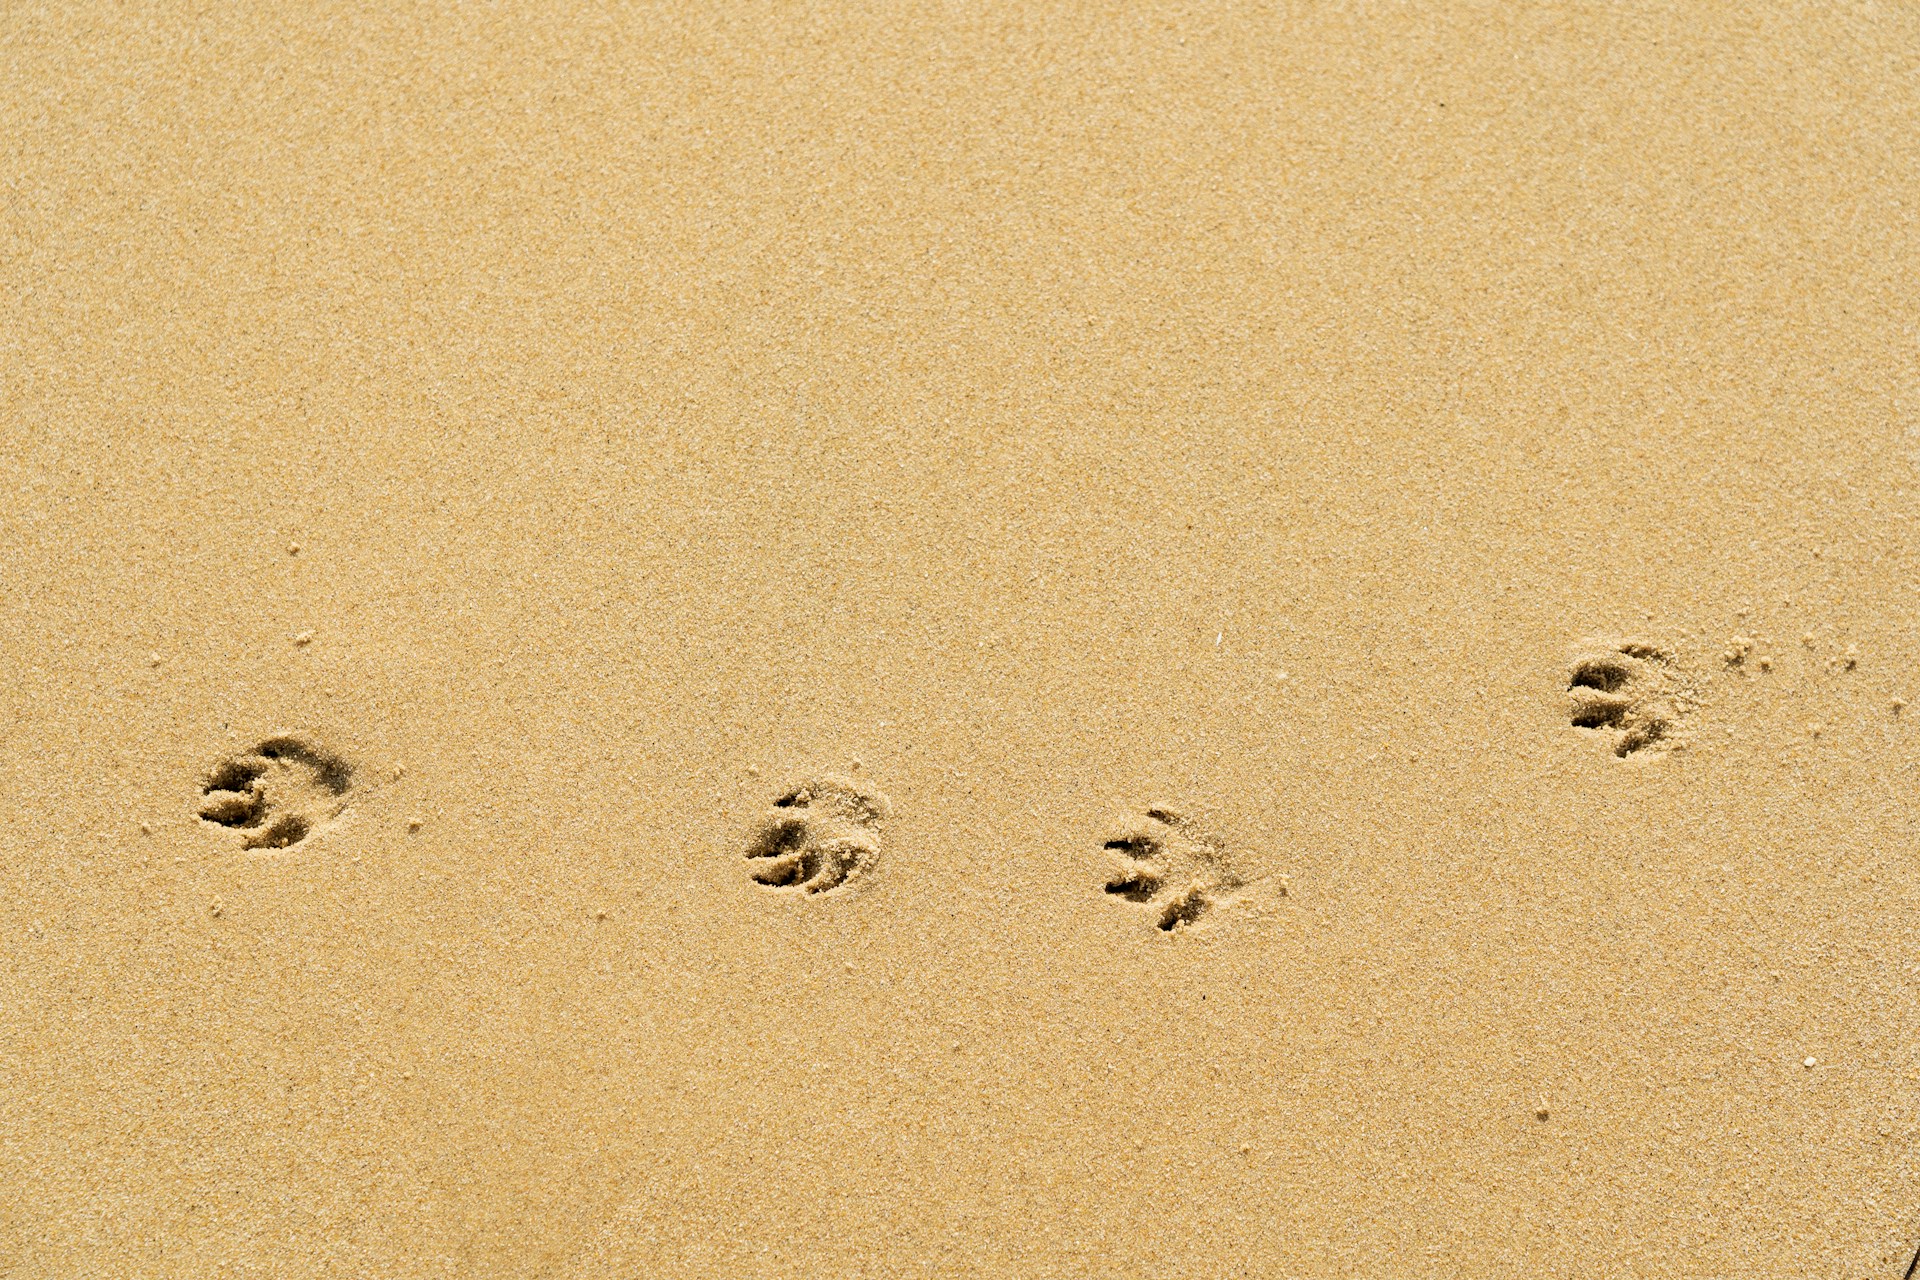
[5,4,1920,1277]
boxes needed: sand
[4,3,1919,1276]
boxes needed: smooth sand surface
[5,4,1920,1276]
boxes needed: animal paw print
[1567,641,1684,757]
[198,735,353,849]
[744,775,890,895]
[1102,807,1244,932]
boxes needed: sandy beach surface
[5,4,1920,1276]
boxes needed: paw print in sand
[199,735,352,849]
[1102,807,1246,932]
[1567,640,1688,758]
[745,775,890,895]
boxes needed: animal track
[1102,807,1245,932]
[198,735,352,849]
[744,775,889,895]
[1567,640,1688,757]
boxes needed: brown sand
[4,4,1920,1276]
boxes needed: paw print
[1102,807,1244,932]
[744,775,890,895]
[1567,641,1685,757]
[199,735,353,849]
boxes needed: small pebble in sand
[1802,633,1816,648]
[407,818,423,832]
[595,909,608,921]
[148,652,162,667]
[288,543,300,555]
[1803,1056,1818,1069]
[1535,1107,1550,1121]
[294,630,314,646]
[139,822,151,835]
[1893,699,1906,714]
[1808,724,1822,738]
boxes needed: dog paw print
[1567,641,1686,757]
[198,735,353,849]
[1102,807,1245,932]
[744,775,890,895]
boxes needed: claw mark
[1103,870,1162,903]
[744,775,889,896]
[1154,886,1210,932]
